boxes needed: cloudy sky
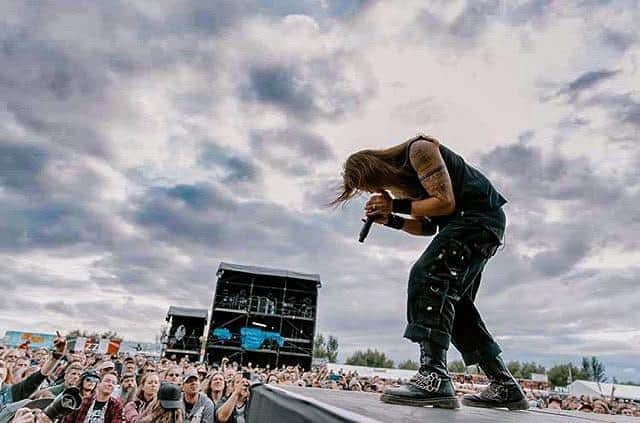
[1,1,638,381]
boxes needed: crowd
[1,333,638,422]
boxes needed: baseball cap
[97,360,115,371]
[182,368,199,383]
[80,370,100,382]
[158,383,182,410]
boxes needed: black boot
[381,342,459,409]
[462,355,529,410]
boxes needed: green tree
[345,349,394,368]
[313,334,339,363]
[582,356,606,382]
[547,363,585,387]
[397,360,419,370]
[448,360,467,373]
[520,362,546,379]
[503,361,545,379]
[507,361,522,378]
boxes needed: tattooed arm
[407,139,456,216]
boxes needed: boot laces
[480,382,509,401]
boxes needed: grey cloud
[601,28,636,51]
[134,183,235,245]
[0,199,106,252]
[413,1,553,48]
[449,1,501,39]
[250,127,335,175]
[506,0,554,25]
[479,138,622,204]
[584,93,640,129]
[198,142,258,183]
[556,69,620,102]
[0,142,48,192]
[239,57,374,121]
[182,0,370,32]
[242,66,314,115]
[530,228,592,276]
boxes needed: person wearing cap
[77,370,100,399]
[181,369,214,423]
[137,383,184,423]
[97,361,116,378]
[63,372,123,423]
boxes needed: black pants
[403,208,505,365]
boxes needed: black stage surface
[274,385,637,422]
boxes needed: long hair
[135,372,159,403]
[138,399,184,423]
[330,141,419,206]
[203,371,227,403]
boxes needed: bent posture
[333,135,527,410]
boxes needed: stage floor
[277,386,637,423]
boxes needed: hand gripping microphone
[359,216,374,243]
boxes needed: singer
[331,134,528,410]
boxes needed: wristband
[392,199,412,214]
[384,214,405,230]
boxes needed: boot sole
[461,397,529,411]
[380,393,460,409]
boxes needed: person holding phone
[215,374,250,423]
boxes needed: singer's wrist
[392,199,412,214]
[384,214,405,230]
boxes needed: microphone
[359,217,374,243]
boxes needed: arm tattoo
[409,143,435,169]
[424,173,450,200]
[418,165,444,181]
[409,141,454,203]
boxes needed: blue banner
[240,328,284,350]
[212,327,232,341]
[3,331,56,349]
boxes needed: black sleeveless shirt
[403,139,507,228]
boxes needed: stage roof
[217,262,321,287]
[167,306,208,319]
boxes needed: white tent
[326,363,416,381]
[568,380,640,401]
